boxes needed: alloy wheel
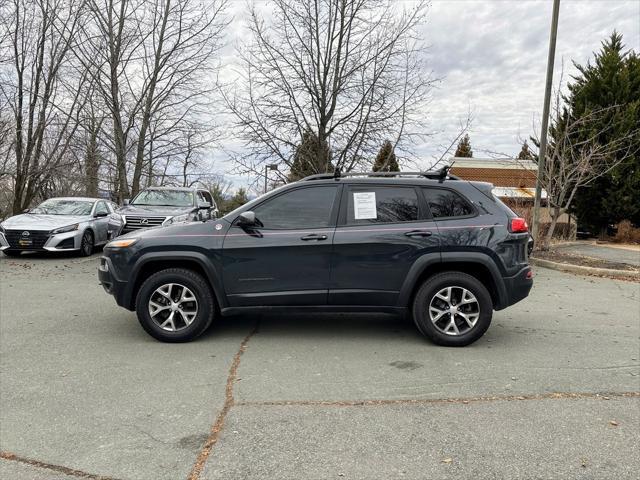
[428,286,480,336]
[82,231,93,256]
[148,283,198,332]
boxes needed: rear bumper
[98,256,132,309]
[498,265,533,310]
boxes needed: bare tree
[78,0,228,200]
[531,96,639,247]
[79,0,149,201]
[130,0,228,196]
[226,0,433,179]
[0,0,89,213]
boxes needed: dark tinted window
[422,188,474,218]
[347,187,418,224]
[253,186,337,229]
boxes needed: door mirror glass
[123,199,130,206]
[236,211,256,227]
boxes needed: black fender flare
[397,252,441,307]
[397,251,508,309]
[127,251,227,310]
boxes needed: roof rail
[301,166,459,182]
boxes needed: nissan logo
[22,231,30,236]
[140,218,149,225]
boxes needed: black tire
[2,249,21,257]
[412,271,493,347]
[135,268,215,342]
[79,230,94,257]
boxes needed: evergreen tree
[288,130,333,181]
[454,134,473,157]
[565,32,640,232]
[224,188,249,213]
[372,140,400,172]
[516,140,534,160]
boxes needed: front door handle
[300,234,328,241]
[404,230,433,237]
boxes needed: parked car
[0,197,120,256]
[98,169,533,346]
[110,186,217,235]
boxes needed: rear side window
[253,186,337,229]
[347,187,418,224]
[422,188,474,218]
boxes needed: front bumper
[0,229,82,252]
[98,256,132,309]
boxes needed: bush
[612,220,640,244]
[538,222,577,241]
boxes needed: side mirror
[197,201,211,210]
[123,199,130,206]
[94,211,108,218]
[236,211,256,227]
[23,208,30,213]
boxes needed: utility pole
[532,0,560,245]
[264,164,278,193]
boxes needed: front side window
[422,188,474,218]
[200,191,214,206]
[251,186,337,229]
[95,201,109,215]
[131,190,194,207]
[346,187,418,224]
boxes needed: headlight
[163,213,192,226]
[51,223,79,234]
[109,213,122,222]
[0,223,5,233]
[106,238,138,248]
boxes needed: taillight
[509,217,528,233]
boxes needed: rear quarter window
[422,188,475,219]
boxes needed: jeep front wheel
[135,268,215,342]
[412,271,493,347]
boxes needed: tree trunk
[544,206,563,248]
[85,123,101,197]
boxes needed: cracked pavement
[1,253,639,479]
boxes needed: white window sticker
[353,192,377,220]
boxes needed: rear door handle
[301,234,328,241]
[404,230,433,237]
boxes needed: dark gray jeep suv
[98,170,533,346]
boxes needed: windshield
[131,190,194,207]
[31,199,94,216]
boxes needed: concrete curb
[530,257,640,281]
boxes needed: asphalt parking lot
[1,253,639,480]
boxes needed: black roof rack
[301,165,459,183]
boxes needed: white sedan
[0,197,120,257]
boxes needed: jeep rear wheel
[412,271,493,347]
[135,268,215,342]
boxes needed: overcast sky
[213,0,640,189]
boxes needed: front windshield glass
[31,199,94,216]
[132,190,194,207]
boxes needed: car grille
[4,230,50,250]
[123,215,168,233]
